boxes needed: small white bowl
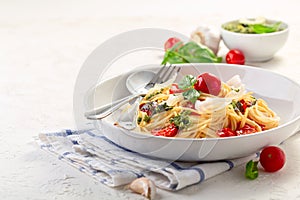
[221,19,289,62]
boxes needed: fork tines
[160,64,180,83]
[145,64,180,90]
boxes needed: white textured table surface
[1,0,300,199]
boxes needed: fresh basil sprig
[177,75,200,103]
[162,41,222,65]
[182,89,200,103]
[178,75,197,89]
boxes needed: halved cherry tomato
[194,72,221,96]
[169,83,185,94]
[218,124,257,137]
[164,37,182,51]
[151,124,178,137]
[217,127,237,137]
[236,124,257,135]
[259,124,266,131]
[238,99,248,113]
[139,102,155,116]
[226,49,245,65]
[259,146,286,172]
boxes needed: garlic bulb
[129,177,156,199]
[190,25,221,54]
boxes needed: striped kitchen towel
[37,129,257,191]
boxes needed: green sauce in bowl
[222,17,285,34]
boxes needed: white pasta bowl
[85,63,300,161]
[221,19,289,62]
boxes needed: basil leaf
[170,110,191,130]
[170,41,184,51]
[152,102,173,115]
[250,22,282,34]
[245,160,259,180]
[182,88,200,103]
[161,50,187,65]
[178,75,197,90]
[162,41,222,64]
[178,42,215,61]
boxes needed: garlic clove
[129,177,156,200]
[190,25,221,55]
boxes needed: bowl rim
[220,18,289,37]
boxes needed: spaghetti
[135,73,279,138]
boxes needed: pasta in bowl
[136,72,279,139]
[87,63,300,161]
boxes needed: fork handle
[85,93,143,120]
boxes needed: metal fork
[85,65,180,120]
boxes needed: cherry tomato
[236,124,257,135]
[164,37,182,51]
[226,49,245,65]
[217,127,237,137]
[139,102,156,116]
[151,124,178,137]
[259,146,286,172]
[169,83,185,94]
[260,124,266,131]
[194,72,221,96]
[237,99,248,113]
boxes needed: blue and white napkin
[37,129,257,191]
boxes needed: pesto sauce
[223,21,284,34]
